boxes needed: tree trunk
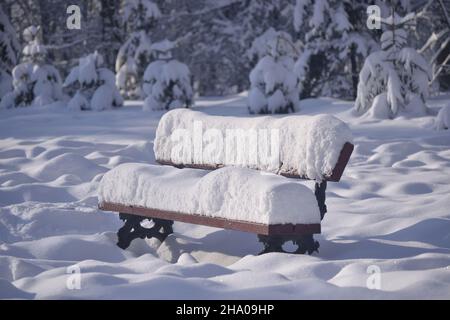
[350,43,359,99]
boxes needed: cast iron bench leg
[293,234,320,254]
[315,181,327,220]
[257,235,286,254]
[257,234,319,255]
[117,213,174,249]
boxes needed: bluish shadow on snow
[322,218,450,260]
[0,278,35,299]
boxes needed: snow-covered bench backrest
[154,109,354,181]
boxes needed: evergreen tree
[98,0,124,68]
[417,0,450,92]
[0,5,20,101]
[248,33,300,114]
[293,0,378,99]
[355,11,431,119]
[142,40,193,111]
[239,0,295,67]
[64,51,123,111]
[248,28,295,67]
[0,25,63,109]
[116,0,161,98]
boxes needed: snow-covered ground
[0,94,449,299]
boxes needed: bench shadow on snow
[148,218,450,263]
[154,228,260,263]
[321,218,450,260]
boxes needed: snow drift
[435,105,450,130]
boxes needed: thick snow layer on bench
[154,109,353,180]
[98,163,321,225]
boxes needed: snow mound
[30,153,106,182]
[0,203,119,243]
[435,105,450,130]
[0,278,35,299]
[98,163,321,225]
[154,109,353,181]
[364,93,391,120]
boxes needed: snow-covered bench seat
[99,163,321,232]
[98,109,354,254]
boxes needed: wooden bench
[98,110,354,254]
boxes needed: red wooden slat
[99,202,321,236]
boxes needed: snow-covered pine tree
[142,40,193,111]
[248,33,300,114]
[417,0,450,92]
[64,51,123,111]
[3,0,125,76]
[0,25,63,109]
[240,0,295,66]
[355,11,432,119]
[293,0,378,99]
[236,0,295,94]
[343,1,382,99]
[0,5,20,101]
[98,0,123,69]
[248,28,296,66]
[116,0,161,99]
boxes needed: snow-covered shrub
[116,31,153,99]
[142,40,193,111]
[115,0,161,98]
[355,13,432,119]
[64,52,123,111]
[0,6,20,102]
[248,33,300,114]
[0,26,63,109]
[248,28,295,66]
[435,105,450,130]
